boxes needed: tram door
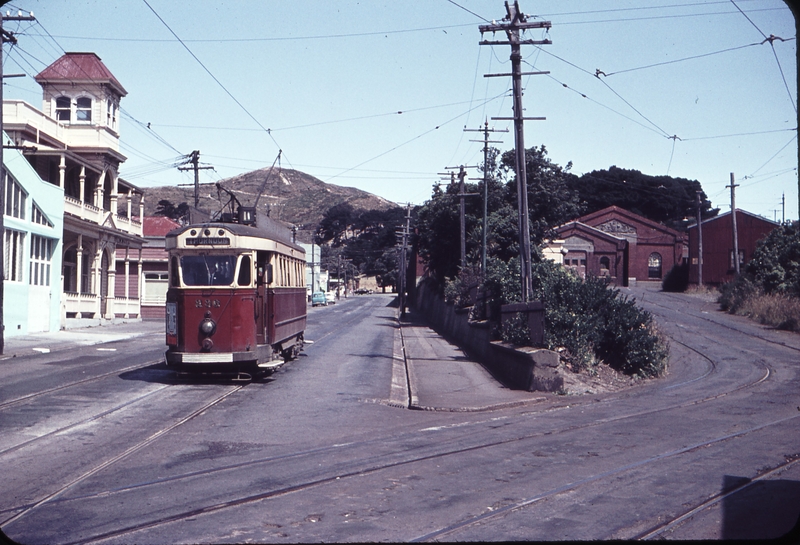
[255,251,268,345]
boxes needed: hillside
[142,168,398,243]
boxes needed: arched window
[55,96,71,122]
[648,253,663,279]
[599,256,610,270]
[76,97,92,122]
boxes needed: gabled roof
[35,53,127,97]
[575,205,683,237]
[687,208,779,230]
[555,221,628,249]
[144,216,182,237]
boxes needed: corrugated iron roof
[144,216,182,237]
[35,52,127,96]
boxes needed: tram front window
[180,255,236,286]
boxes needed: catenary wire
[140,0,287,166]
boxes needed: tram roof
[166,218,304,256]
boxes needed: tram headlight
[200,317,217,336]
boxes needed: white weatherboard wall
[2,133,65,335]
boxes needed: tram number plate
[187,237,230,246]
[195,299,221,308]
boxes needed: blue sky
[3,1,796,220]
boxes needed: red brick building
[141,216,181,319]
[553,206,686,286]
[687,209,779,286]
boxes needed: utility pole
[465,120,507,278]
[441,166,479,271]
[782,192,786,223]
[728,173,740,275]
[696,191,704,287]
[177,150,214,208]
[337,254,341,299]
[0,10,35,356]
[310,243,316,297]
[480,1,551,302]
[397,204,412,317]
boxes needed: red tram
[164,207,306,378]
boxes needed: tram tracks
[1,383,246,529]
[7,338,784,544]
[4,294,798,543]
[28,384,800,544]
[0,359,163,412]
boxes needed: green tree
[567,166,717,230]
[745,222,800,297]
[317,205,405,289]
[416,145,582,285]
[154,200,189,223]
[315,202,356,246]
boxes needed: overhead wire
[140,0,287,166]
[729,0,796,113]
[324,91,508,184]
[11,16,192,178]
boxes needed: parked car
[325,291,336,304]
[311,292,327,306]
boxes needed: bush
[440,256,670,378]
[719,222,800,328]
[485,259,669,377]
[662,262,689,292]
[745,222,800,298]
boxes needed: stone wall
[414,281,563,392]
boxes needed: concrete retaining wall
[414,281,563,392]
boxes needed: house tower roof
[35,52,127,97]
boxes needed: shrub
[514,260,668,377]
[745,222,800,298]
[662,262,689,292]
[439,256,670,378]
[443,264,482,308]
[719,222,800,327]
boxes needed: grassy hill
[142,167,398,243]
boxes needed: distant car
[355,288,370,295]
[311,292,327,306]
[325,291,336,304]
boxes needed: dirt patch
[554,361,640,395]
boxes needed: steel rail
[0,359,164,411]
[1,384,245,529]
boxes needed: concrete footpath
[392,309,544,412]
[0,320,164,360]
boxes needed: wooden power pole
[178,150,214,208]
[728,173,740,275]
[465,120,507,278]
[480,1,550,302]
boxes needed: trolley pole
[480,1,550,302]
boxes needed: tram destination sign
[186,237,231,246]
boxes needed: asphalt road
[1,289,799,543]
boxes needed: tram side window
[170,257,180,287]
[180,255,236,286]
[237,255,252,286]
